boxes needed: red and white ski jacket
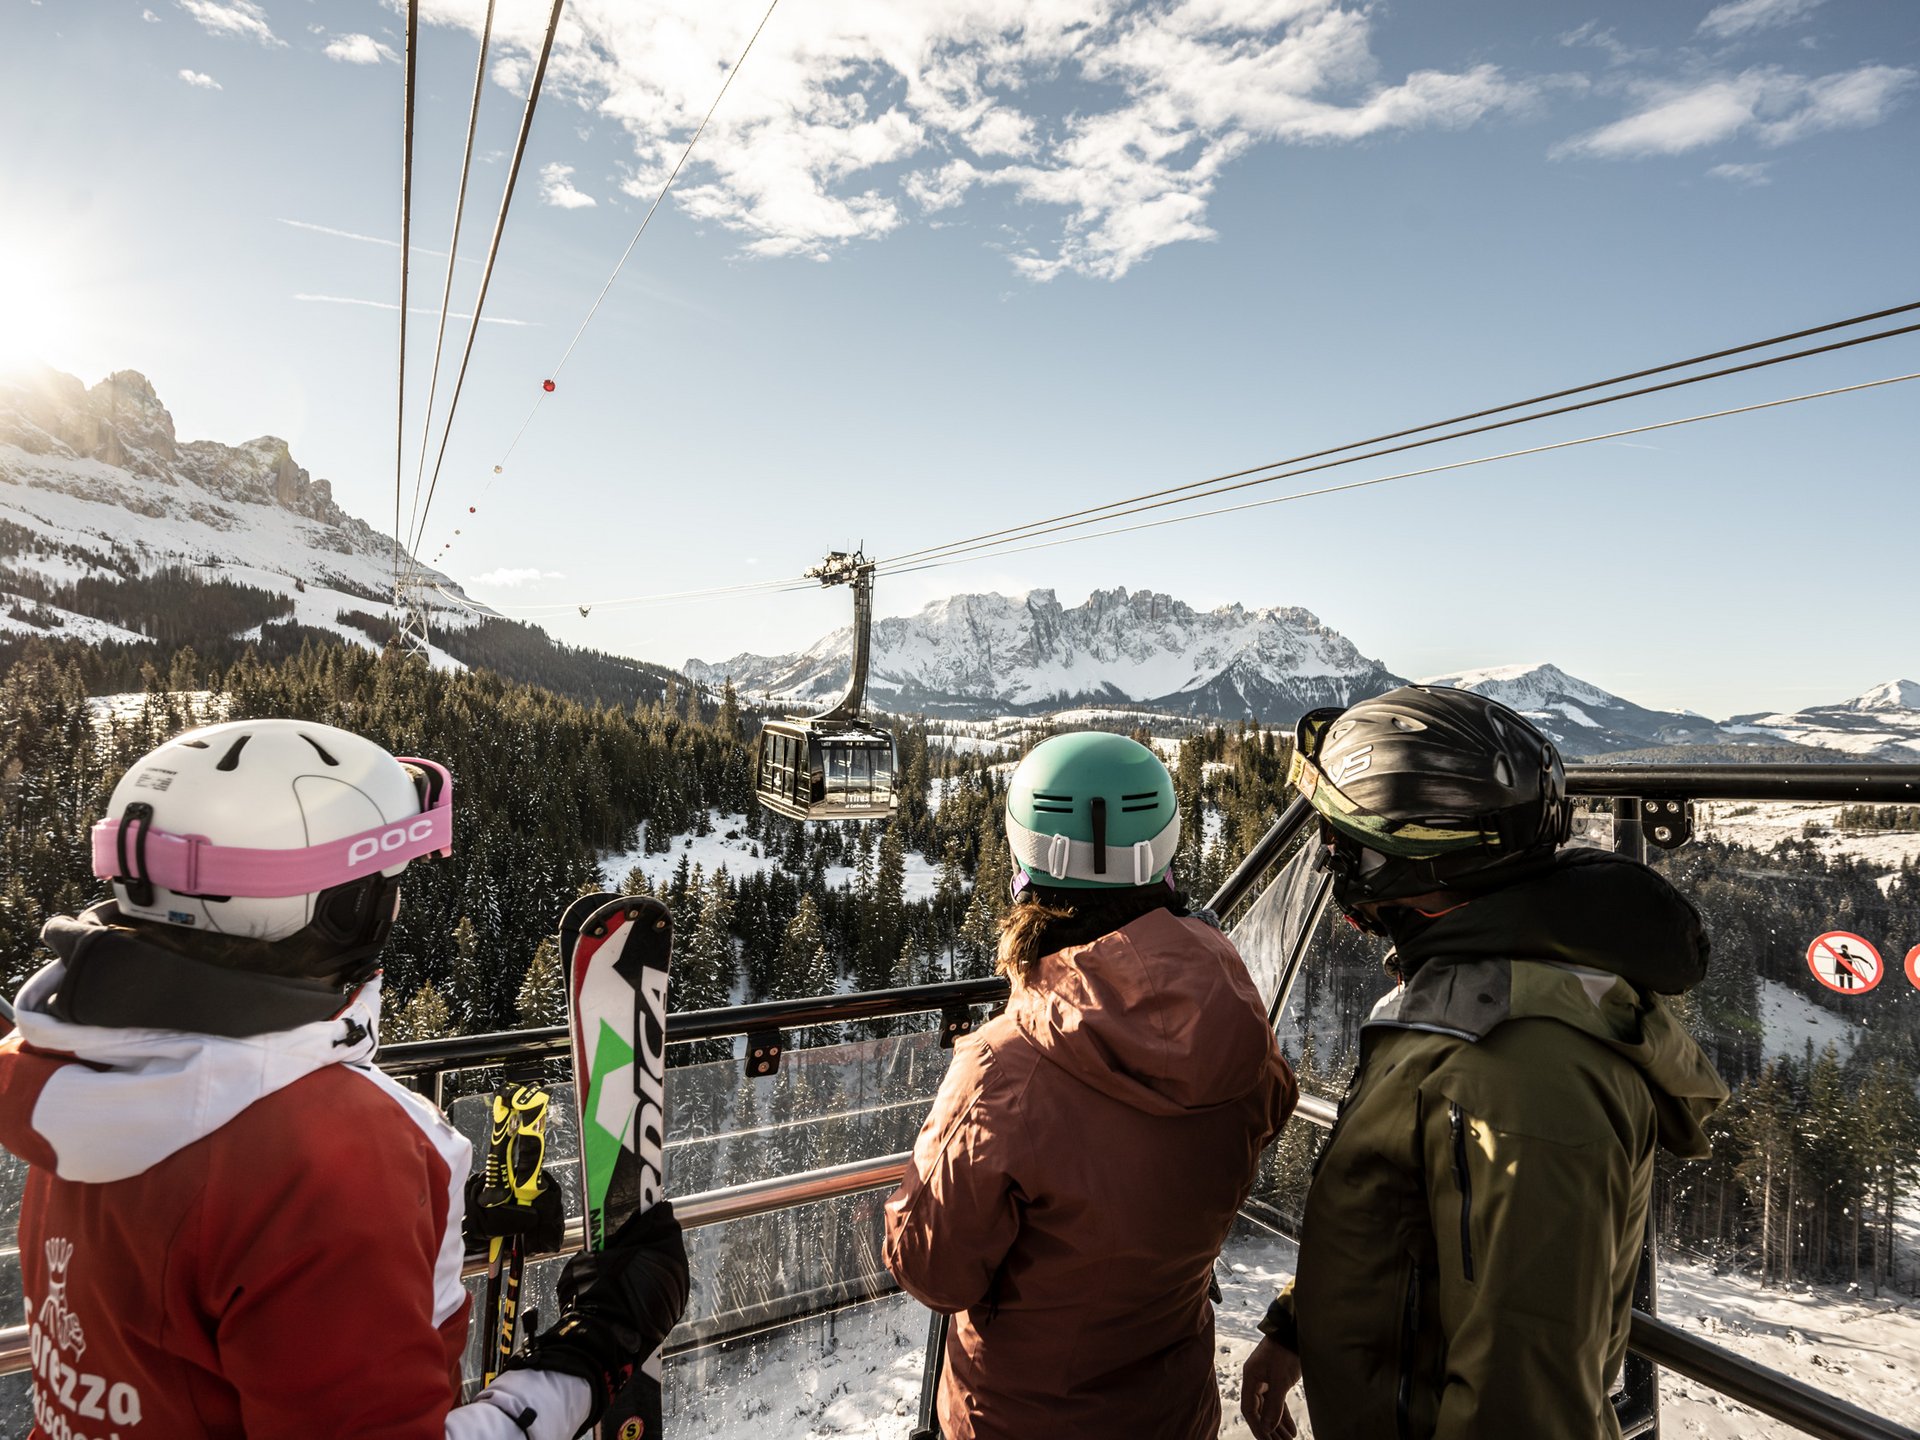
[0,964,586,1440]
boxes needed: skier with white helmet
[884,731,1296,1440]
[0,718,687,1440]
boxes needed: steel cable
[874,371,1920,580]
[401,0,497,592]
[880,319,1920,571]
[390,0,420,596]
[880,300,1920,570]
[407,0,569,564]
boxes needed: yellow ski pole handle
[486,1084,553,1384]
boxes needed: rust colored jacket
[885,909,1296,1440]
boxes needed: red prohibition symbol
[1806,931,1882,995]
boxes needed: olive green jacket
[1263,872,1728,1440]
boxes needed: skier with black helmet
[884,731,1296,1440]
[0,718,688,1440]
[1239,686,1728,1440]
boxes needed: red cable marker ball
[1906,944,1920,993]
[1806,930,1882,995]
[542,379,556,393]
[469,506,476,513]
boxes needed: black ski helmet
[1289,685,1572,930]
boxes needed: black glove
[463,1171,566,1257]
[504,1201,690,1428]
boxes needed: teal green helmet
[1005,732,1180,890]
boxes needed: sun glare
[0,239,72,377]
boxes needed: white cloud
[473,568,565,587]
[1699,0,1825,42]
[1554,63,1914,158]
[1557,21,1648,66]
[417,0,1540,281]
[1708,160,1772,184]
[540,162,599,209]
[323,32,396,65]
[142,9,161,21]
[178,68,222,89]
[177,0,282,46]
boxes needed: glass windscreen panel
[436,1019,957,1398]
[1230,796,1920,1429]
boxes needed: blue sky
[1,0,1914,716]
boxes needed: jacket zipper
[1395,1265,1420,1440]
[1449,1102,1476,1283]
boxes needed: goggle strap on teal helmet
[1004,731,1181,890]
[1006,806,1180,886]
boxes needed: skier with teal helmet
[884,731,1296,1440]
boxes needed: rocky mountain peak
[0,365,353,530]
[1844,679,1920,712]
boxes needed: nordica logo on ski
[31,1238,145,1439]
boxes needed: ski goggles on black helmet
[1289,707,1503,860]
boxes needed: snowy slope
[651,1220,1920,1439]
[1726,680,1920,761]
[1417,662,1733,755]
[688,587,1404,723]
[1697,799,1920,888]
[0,365,484,658]
[601,811,944,902]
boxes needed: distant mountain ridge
[686,586,1406,723]
[0,366,683,709]
[5,368,1912,760]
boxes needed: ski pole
[489,1084,552,1383]
[478,1089,513,1376]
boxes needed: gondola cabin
[755,718,898,822]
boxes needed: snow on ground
[667,1223,1920,1438]
[666,1294,928,1437]
[1698,801,1920,877]
[1211,1226,1920,1439]
[0,595,148,645]
[1657,1258,1920,1437]
[604,812,944,902]
[1758,977,1861,1061]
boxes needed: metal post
[1613,796,1661,1439]
[910,1311,949,1440]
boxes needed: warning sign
[1806,932,1882,995]
[1906,945,1920,993]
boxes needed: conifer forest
[1,636,1916,1320]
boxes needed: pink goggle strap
[91,757,454,900]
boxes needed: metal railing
[2,763,1915,1438]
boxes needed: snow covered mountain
[0,365,480,657]
[686,587,1406,722]
[1725,680,1920,761]
[1415,662,1730,756]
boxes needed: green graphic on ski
[563,893,672,1440]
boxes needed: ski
[563,893,673,1440]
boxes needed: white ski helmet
[91,719,452,955]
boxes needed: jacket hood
[1009,909,1277,1116]
[1375,850,1726,1156]
[1393,847,1710,995]
[0,956,383,1183]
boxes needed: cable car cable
[402,0,497,591]
[879,318,1920,571]
[879,299,1920,570]
[406,0,568,564]
[496,0,784,464]
[423,0,786,573]
[873,369,1920,579]
[390,0,420,596]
